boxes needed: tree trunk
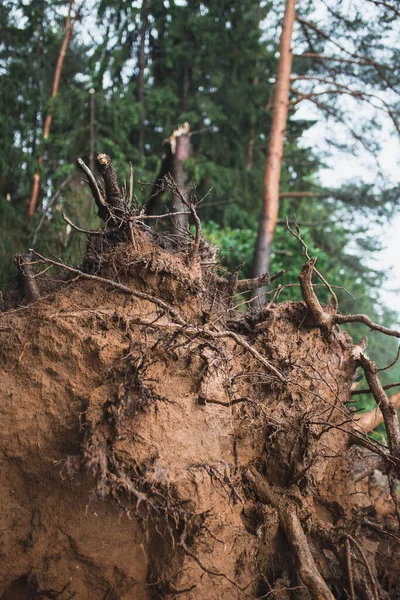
[137,0,150,159]
[252,0,296,300]
[171,123,191,235]
[27,0,82,218]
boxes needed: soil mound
[1,157,400,599]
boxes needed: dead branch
[62,213,104,235]
[277,218,331,226]
[286,219,339,313]
[188,197,202,263]
[96,154,126,217]
[335,313,400,338]
[236,270,285,293]
[351,382,400,397]
[133,211,189,221]
[355,352,400,458]
[379,346,400,372]
[27,250,186,326]
[164,174,202,263]
[76,157,107,219]
[298,258,334,332]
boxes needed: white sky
[290,0,400,317]
[298,111,400,316]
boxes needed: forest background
[1,0,400,433]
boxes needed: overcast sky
[298,109,400,316]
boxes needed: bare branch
[335,313,400,338]
[351,382,400,396]
[298,258,334,331]
[236,270,285,293]
[363,0,400,17]
[294,52,378,67]
[278,191,326,198]
[76,158,107,218]
[62,213,104,235]
[355,351,400,458]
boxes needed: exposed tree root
[246,469,335,600]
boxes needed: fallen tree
[1,155,400,599]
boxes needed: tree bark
[252,0,296,298]
[27,0,82,218]
[171,123,192,235]
[137,0,150,159]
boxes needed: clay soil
[1,185,400,599]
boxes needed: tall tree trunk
[252,0,296,299]
[27,0,82,218]
[137,0,150,159]
[171,123,191,235]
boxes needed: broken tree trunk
[171,123,192,235]
[145,123,192,233]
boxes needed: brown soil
[1,186,400,600]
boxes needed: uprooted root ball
[1,156,400,599]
